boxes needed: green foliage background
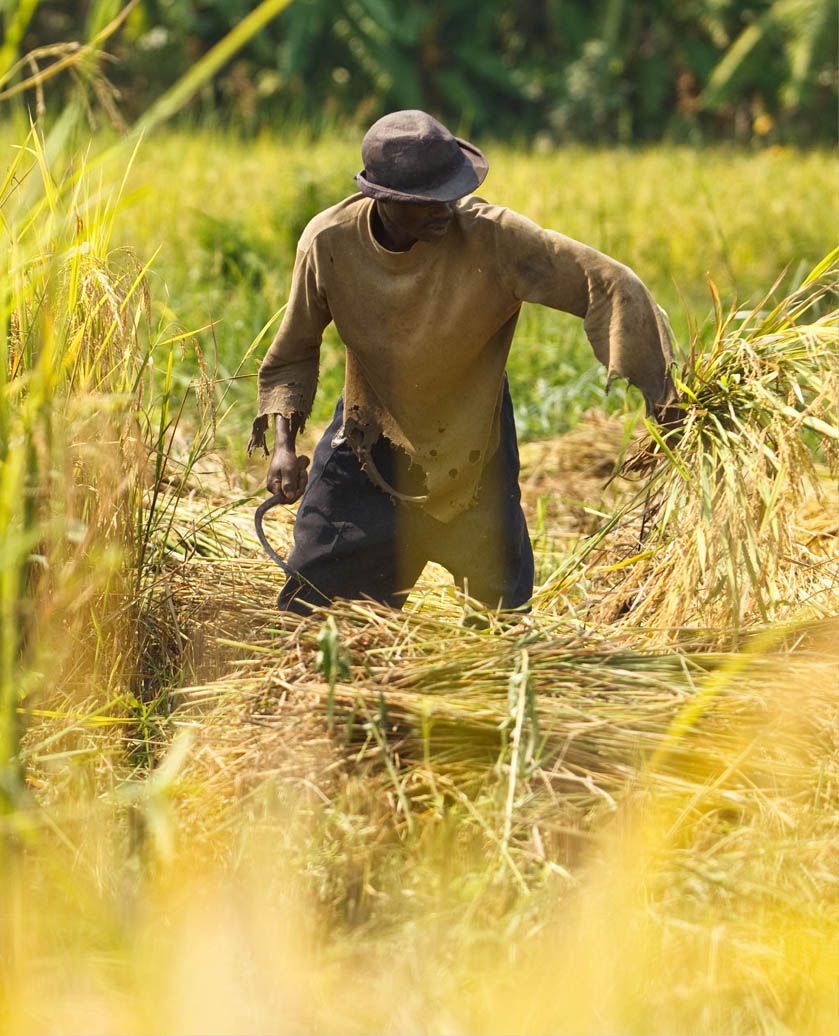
[8,0,838,142]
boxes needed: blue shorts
[278,379,534,614]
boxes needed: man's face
[377,199,456,243]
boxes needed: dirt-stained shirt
[250,193,677,522]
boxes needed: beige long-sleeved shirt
[251,193,676,522]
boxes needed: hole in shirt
[430,449,438,457]
[469,450,481,463]
[369,435,428,496]
[448,468,458,479]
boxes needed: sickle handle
[360,453,429,504]
[335,423,429,504]
[254,493,294,575]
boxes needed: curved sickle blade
[254,493,294,575]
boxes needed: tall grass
[0,125,220,811]
[1,128,144,810]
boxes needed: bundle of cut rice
[539,252,839,635]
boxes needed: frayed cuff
[247,414,270,456]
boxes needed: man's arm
[249,244,331,499]
[497,209,678,420]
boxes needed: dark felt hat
[355,110,488,204]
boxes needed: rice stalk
[538,251,839,635]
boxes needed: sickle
[255,445,428,574]
[254,493,294,575]
[334,423,429,505]
[359,449,429,504]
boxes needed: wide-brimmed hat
[355,110,488,204]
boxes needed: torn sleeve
[250,245,331,452]
[500,211,678,418]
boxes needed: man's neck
[372,202,417,252]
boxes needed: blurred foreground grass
[0,126,837,1034]
[6,600,838,1034]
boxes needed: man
[249,110,677,616]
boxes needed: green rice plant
[539,251,839,634]
[0,0,136,113]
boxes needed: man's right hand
[266,447,310,503]
[265,413,309,503]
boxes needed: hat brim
[355,137,488,204]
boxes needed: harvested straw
[155,464,837,869]
[539,253,839,634]
[176,599,837,800]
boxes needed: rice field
[0,125,837,1034]
[113,130,838,439]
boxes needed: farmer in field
[249,110,677,615]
